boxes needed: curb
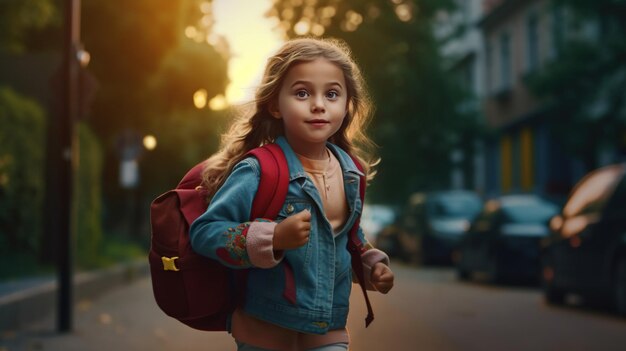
[0,259,149,331]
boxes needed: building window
[486,41,494,94]
[526,12,540,72]
[550,6,565,58]
[520,127,534,192]
[499,32,512,92]
[500,135,513,193]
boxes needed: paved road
[2,263,626,350]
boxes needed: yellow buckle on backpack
[162,256,180,271]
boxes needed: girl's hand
[273,209,311,250]
[371,262,394,294]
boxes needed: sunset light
[212,0,284,104]
[193,89,208,109]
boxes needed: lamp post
[57,0,81,333]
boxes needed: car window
[427,193,482,219]
[502,201,559,224]
[563,164,625,218]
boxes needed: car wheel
[488,256,504,284]
[455,248,470,280]
[614,257,626,316]
[544,284,565,305]
[457,267,470,281]
[541,259,565,305]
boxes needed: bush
[74,122,105,269]
[0,86,46,256]
[74,122,145,269]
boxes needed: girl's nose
[311,95,326,113]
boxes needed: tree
[527,0,626,169]
[268,0,476,203]
[0,87,46,259]
[80,0,229,231]
[0,0,58,52]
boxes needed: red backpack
[148,144,374,331]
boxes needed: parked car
[375,219,405,259]
[387,190,483,264]
[456,194,559,283]
[361,204,397,243]
[541,163,626,315]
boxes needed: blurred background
[1,0,626,350]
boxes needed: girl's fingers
[298,209,311,221]
[372,265,394,284]
[372,263,389,277]
[378,270,394,282]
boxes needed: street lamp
[56,0,82,333]
[143,135,157,151]
[193,88,208,108]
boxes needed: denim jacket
[190,136,388,335]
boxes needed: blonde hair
[202,37,378,200]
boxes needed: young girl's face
[272,58,348,154]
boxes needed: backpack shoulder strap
[246,143,289,220]
[238,144,291,305]
[347,154,375,327]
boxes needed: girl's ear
[269,102,281,119]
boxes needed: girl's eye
[295,90,309,98]
[327,91,339,99]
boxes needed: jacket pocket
[333,265,352,308]
[276,197,312,221]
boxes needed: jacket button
[286,204,295,214]
[312,321,328,329]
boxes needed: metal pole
[57,0,81,333]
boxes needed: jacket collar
[274,136,364,180]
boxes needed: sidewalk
[0,273,235,351]
[0,259,149,333]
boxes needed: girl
[190,37,394,351]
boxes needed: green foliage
[526,0,626,167]
[269,0,477,203]
[0,251,53,279]
[99,232,146,267]
[74,122,105,269]
[82,0,228,140]
[0,0,227,276]
[151,40,229,112]
[0,87,46,255]
[78,0,228,232]
[0,0,58,52]
[142,108,229,197]
[82,0,184,141]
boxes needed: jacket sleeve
[189,158,283,269]
[355,226,390,291]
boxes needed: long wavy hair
[201,37,378,201]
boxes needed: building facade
[478,0,593,199]
[436,0,487,194]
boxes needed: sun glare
[212,0,284,105]
[209,94,228,111]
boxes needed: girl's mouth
[306,119,330,127]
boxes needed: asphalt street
[2,263,626,351]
